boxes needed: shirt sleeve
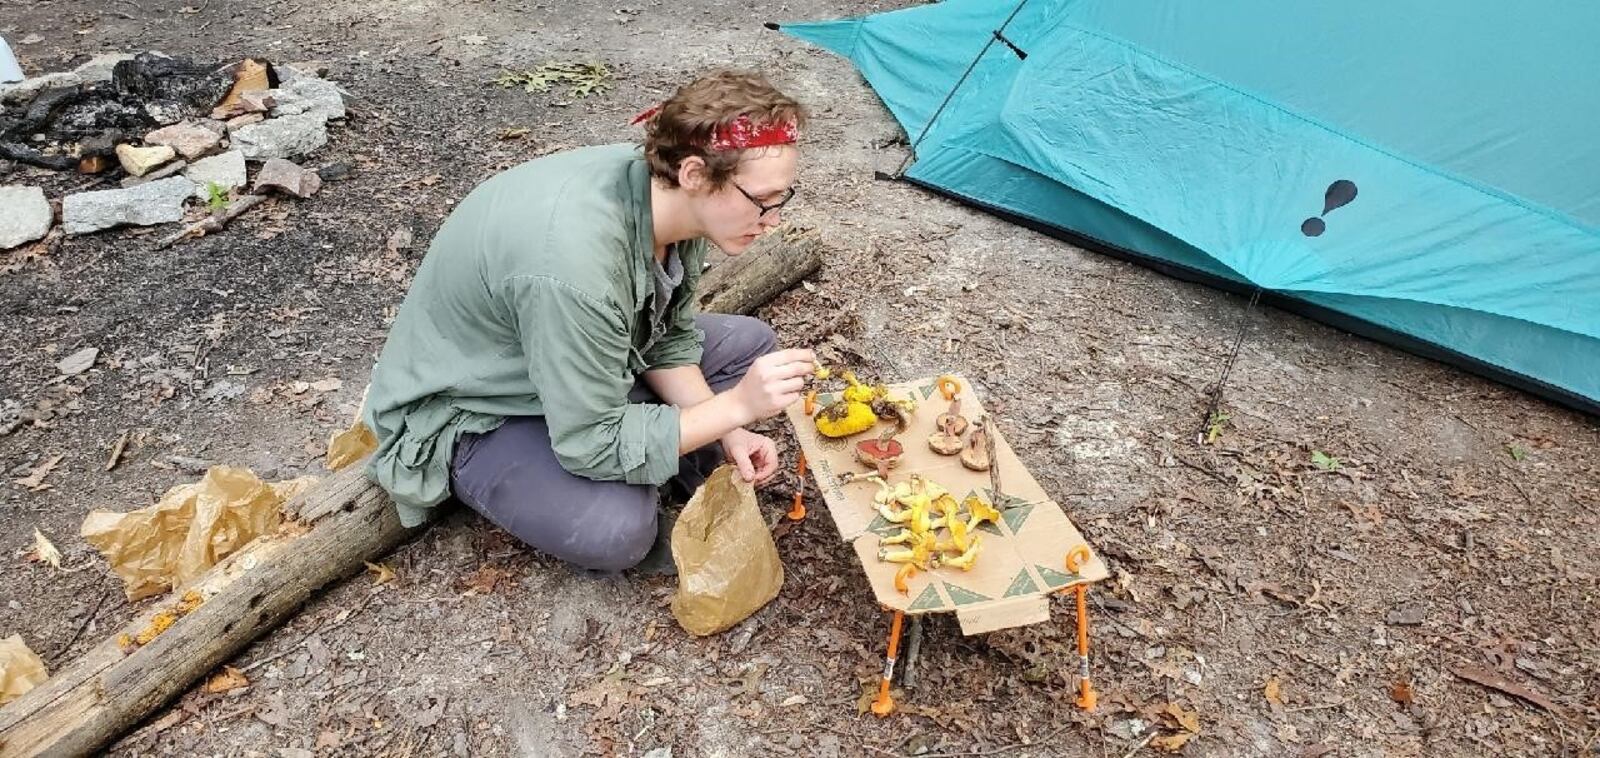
[508,274,682,485]
[641,247,706,370]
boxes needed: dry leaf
[458,564,508,595]
[310,378,343,393]
[1390,679,1414,707]
[289,381,311,395]
[365,561,396,585]
[1162,703,1202,733]
[15,454,64,491]
[780,694,809,707]
[204,665,249,693]
[1151,733,1195,753]
[1264,677,1284,707]
[1450,662,1563,716]
[28,529,62,569]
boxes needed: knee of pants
[563,490,659,572]
[724,315,778,362]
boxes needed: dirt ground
[2,1,1597,756]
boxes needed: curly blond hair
[640,70,806,189]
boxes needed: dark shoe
[631,507,679,576]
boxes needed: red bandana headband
[631,106,798,152]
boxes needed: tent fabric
[779,0,1600,415]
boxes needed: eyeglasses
[733,182,797,218]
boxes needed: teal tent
[777,1,1600,415]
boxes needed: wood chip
[105,429,130,471]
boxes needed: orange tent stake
[870,610,905,716]
[1065,545,1098,710]
[787,452,808,521]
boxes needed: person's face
[679,145,798,254]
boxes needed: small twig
[1286,696,1355,713]
[154,194,268,249]
[1118,733,1157,758]
[1171,453,1230,485]
[50,588,112,664]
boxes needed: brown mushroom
[936,396,969,436]
[927,413,964,455]
[960,418,991,471]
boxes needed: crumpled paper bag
[0,634,48,706]
[325,383,376,472]
[81,466,319,601]
[670,465,784,636]
[325,420,376,472]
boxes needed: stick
[153,194,269,250]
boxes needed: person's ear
[677,156,708,192]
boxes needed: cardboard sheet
[786,374,1108,633]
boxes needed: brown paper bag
[669,465,784,636]
[0,634,48,706]
[81,467,319,601]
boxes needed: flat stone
[62,176,195,235]
[231,114,328,161]
[240,90,277,113]
[225,112,265,131]
[254,158,322,198]
[184,150,247,200]
[267,77,346,121]
[0,186,52,250]
[0,52,134,106]
[115,144,177,177]
[120,159,188,188]
[144,122,223,160]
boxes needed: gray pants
[449,314,778,571]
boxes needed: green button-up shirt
[363,144,707,527]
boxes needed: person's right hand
[730,348,817,423]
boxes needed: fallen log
[0,230,829,758]
[697,227,824,316]
[0,466,405,758]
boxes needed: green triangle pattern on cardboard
[1004,569,1041,598]
[984,488,1027,510]
[815,392,839,407]
[866,513,901,536]
[1035,564,1083,590]
[908,582,945,612]
[943,582,990,606]
[920,382,940,400]
[1000,504,1034,534]
[975,521,1004,537]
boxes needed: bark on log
[0,229,830,757]
[696,228,823,316]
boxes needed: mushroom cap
[858,437,904,459]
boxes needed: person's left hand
[721,428,779,484]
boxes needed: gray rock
[254,158,322,198]
[0,52,134,105]
[0,186,52,250]
[145,121,223,160]
[184,150,247,199]
[231,114,328,160]
[267,77,346,121]
[62,176,195,235]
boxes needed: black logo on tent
[1301,180,1358,237]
